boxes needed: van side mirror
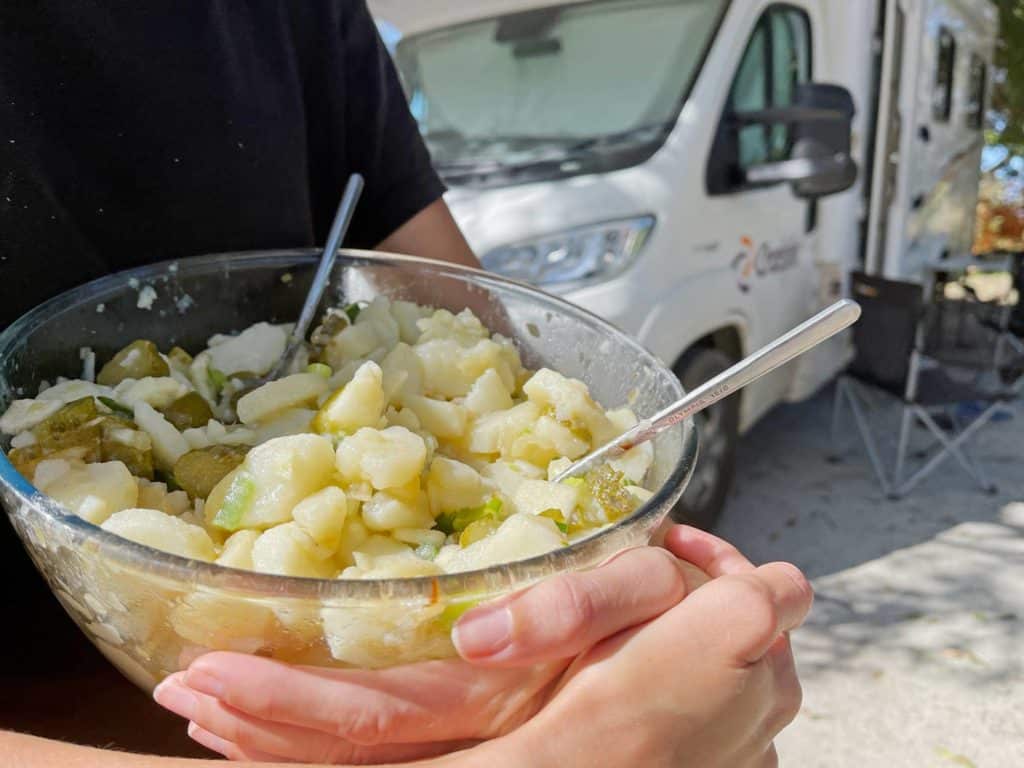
[707,83,858,199]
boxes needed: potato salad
[1,299,654,581]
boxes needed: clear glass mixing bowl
[0,250,697,689]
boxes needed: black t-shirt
[0,0,445,329]
[0,2,442,735]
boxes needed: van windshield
[392,0,729,187]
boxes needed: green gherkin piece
[96,340,169,386]
[33,398,103,460]
[174,444,250,501]
[7,444,43,480]
[34,397,98,441]
[161,392,214,431]
[97,396,134,417]
[101,440,154,479]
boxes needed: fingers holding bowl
[453,545,702,666]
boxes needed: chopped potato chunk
[251,522,335,577]
[102,507,216,561]
[237,373,328,426]
[313,362,385,435]
[292,486,348,552]
[335,426,426,490]
[207,434,336,531]
[35,459,138,525]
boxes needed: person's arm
[0,730,497,768]
[377,197,481,270]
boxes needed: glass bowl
[0,250,697,689]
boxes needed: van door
[702,3,819,425]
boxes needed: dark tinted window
[727,6,812,172]
[966,53,987,130]
[933,27,956,122]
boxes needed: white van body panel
[866,0,998,278]
[371,0,997,432]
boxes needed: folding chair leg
[890,405,913,498]
[844,383,892,495]
[895,405,1000,496]
[958,440,994,494]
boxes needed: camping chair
[830,272,1014,499]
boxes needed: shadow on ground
[717,383,1023,579]
[716,384,1024,766]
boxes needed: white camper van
[370,0,998,526]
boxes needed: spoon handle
[273,173,365,378]
[552,299,861,482]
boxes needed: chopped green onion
[97,396,134,417]
[562,477,585,488]
[213,472,255,531]
[306,362,332,378]
[538,508,569,534]
[435,497,504,535]
[344,302,362,323]
[414,543,439,560]
[207,366,227,394]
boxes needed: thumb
[453,546,707,666]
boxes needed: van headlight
[481,216,655,288]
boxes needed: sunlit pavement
[717,385,1024,768]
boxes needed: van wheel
[672,347,739,531]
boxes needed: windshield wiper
[435,121,676,182]
[563,120,677,153]
[439,154,571,183]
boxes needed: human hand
[154,540,709,763]
[502,525,813,768]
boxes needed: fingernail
[185,669,225,699]
[452,605,513,658]
[153,680,198,719]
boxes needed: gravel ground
[717,384,1024,768]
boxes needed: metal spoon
[261,173,365,384]
[552,299,862,482]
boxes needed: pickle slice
[33,398,103,461]
[161,392,214,431]
[7,444,43,480]
[96,340,170,386]
[100,417,154,480]
[173,444,250,500]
